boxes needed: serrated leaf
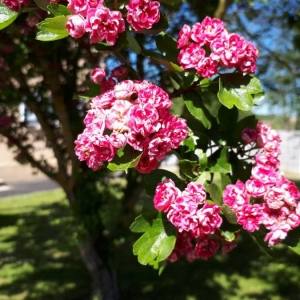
[183,93,212,129]
[130,214,152,233]
[132,212,176,265]
[210,147,231,173]
[37,15,68,34]
[182,136,195,153]
[0,3,18,30]
[143,169,182,196]
[217,74,264,111]
[107,146,142,172]
[47,3,71,16]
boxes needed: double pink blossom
[177,16,258,77]
[126,0,160,31]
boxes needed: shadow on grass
[0,200,90,300]
[1,190,300,300]
[115,230,300,300]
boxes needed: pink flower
[264,186,289,210]
[138,84,172,109]
[128,103,160,136]
[264,229,288,247]
[110,131,127,149]
[194,237,219,260]
[2,0,29,12]
[178,43,206,70]
[146,134,172,161]
[153,179,181,212]
[90,68,106,85]
[167,195,199,233]
[101,77,117,93]
[177,24,191,49]
[196,203,223,236]
[195,56,218,78]
[245,179,266,197]
[126,0,160,31]
[222,180,249,210]
[135,153,158,173]
[182,182,207,205]
[111,65,129,79]
[105,100,132,132]
[66,14,86,39]
[113,80,136,100]
[191,17,225,45]
[236,204,263,232]
[91,91,115,109]
[241,128,258,144]
[85,5,125,45]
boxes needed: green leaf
[130,214,152,233]
[0,3,18,30]
[37,15,68,34]
[179,159,200,179]
[132,212,176,266]
[141,49,183,72]
[143,169,182,196]
[36,16,69,41]
[210,147,232,174]
[283,227,300,256]
[205,182,222,205]
[217,74,264,111]
[107,146,142,172]
[183,93,212,129]
[155,34,179,63]
[194,149,208,170]
[36,31,68,41]
[222,205,237,224]
[126,32,141,53]
[47,3,71,16]
[94,31,127,53]
[182,136,196,153]
[220,173,232,190]
[220,230,236,242]
[159,0,182,6]
[34,0,48,10]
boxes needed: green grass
[1,188,300,300]
[0,189,90,300]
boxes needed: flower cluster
[66,0,125,45]
[223,122,300,246]
[66,0,160,44]
[177,16,258,78]
[75,76,189,173]
[154,179,236,261]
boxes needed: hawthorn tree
[1,0,300,300]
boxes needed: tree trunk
[78,240,119,300]
[63,171,120,300]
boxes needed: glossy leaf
[107,146,142,172]
[47,3,71,16]
[155,34,179,63]
[183,93,212,129]
[205,182,222,205]
[210,147,232,174]
[179,159,199,179]
[131,212,176,266]
[218,74,264,111]
[37,16,68,34]
[34,0,48,10]
[127,32,141,53]
[0,3,18,30]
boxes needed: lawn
[0,187,300,300]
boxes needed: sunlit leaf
[0,3,18,30]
